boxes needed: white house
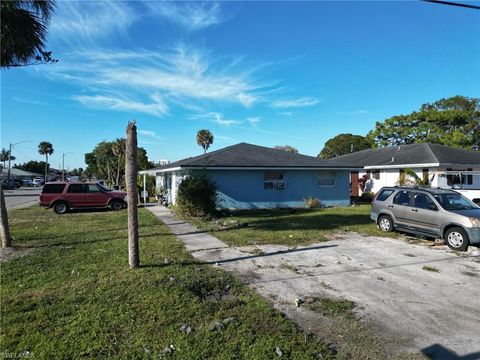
[330,143,480,195]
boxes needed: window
[264,171,285,190]
[393,190,411,206]
[67,184,86,193]
[376,189,394,201]
[372,170,380,180]
[317,172,335,186]
[87,184,101,193]
[42,184,66,194]
[413,193,437,210]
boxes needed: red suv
[40,182,127,214]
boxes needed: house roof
[0,168,42,177]
[150,142,361,171]
[329,143,480,168]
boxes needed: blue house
[147,143,360,209]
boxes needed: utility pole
[62,153,65,181]
[6,140,31,186]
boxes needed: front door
[409,192,442,236]
[84,184,109,207]
[351,172,359,197]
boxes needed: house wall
[157,169,351,208]
[200,169,350,209]
[356,166,480,194]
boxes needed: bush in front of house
[304,196,321,209]
[360,192,375,202]
[177,175,217,218]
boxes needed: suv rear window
[67,184,86,193]
[393,190,412,206]
[42,184,66,194]
[376,189,394,201]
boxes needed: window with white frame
[264,171,286,190]
[317,172,335,186]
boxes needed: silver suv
[371,186,480,251]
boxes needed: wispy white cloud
[247,117,261,127]
[271,97,319,109]
[43,45,268,115]
[12,96,51,106]
[138,130,165,141]
[73,93,168,117]
[144,1,225,31]
[191,112,242,127]
[50,1,135,45]
[338,110,368,115]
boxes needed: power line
[422,0,480,10]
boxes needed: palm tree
[112,138,126,187]
[0,148,15,169]
[38,141,54,182]
[125,122,139,268]
[1,0,57,68]
[196,129,214,154]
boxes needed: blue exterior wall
[190,169,350,209]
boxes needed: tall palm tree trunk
[44,155,48,182]
[125,121,139,268]
[0,185,11,248]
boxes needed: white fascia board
[364,163,440,170]
[156,167,182,173]
[180,166,361,171]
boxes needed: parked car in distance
[22,179,34,187]
[33,177,44,187]
[1,178,18,190]
[371,186,480,251]
[40,182,127,214]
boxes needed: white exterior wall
[358,166,480,194]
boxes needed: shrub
[177,175,217,218]
[304,196,321,209]
[360,192,375,202]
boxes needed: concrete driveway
[149,206,480,359]
[4,188,41,209]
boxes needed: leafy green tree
[85,139,150,186]
[38,141,54,182]
[1,0,57,67]
[196,129,214,154]
[14,160,46,174]
[274,145,299,153]
[368,96,479,150]
[319,134,372,159]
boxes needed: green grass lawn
[188,205,395,247]
[0,206,334,359]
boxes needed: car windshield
[433,193,478,211]
[97,183,112,192]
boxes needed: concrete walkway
[146,205,480,358]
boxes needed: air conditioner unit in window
[277,181,286,189]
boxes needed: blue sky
[1,1,479,169]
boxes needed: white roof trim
[364,162,480,170]
[155,166,359,173]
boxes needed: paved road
[4,188,41,209]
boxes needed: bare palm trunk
[0,185,11,248]
[116,156,121,186]
[125,121,139,268]
[44,155,48,183]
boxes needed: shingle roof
[1,168,42,177]
[329,143,480,167]
[151,143,360,170]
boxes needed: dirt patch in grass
[302,296,423,360]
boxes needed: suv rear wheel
[110,199,124,211]
[378,215,394,232]
[445,227,470,251]
[53,201,68,215]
